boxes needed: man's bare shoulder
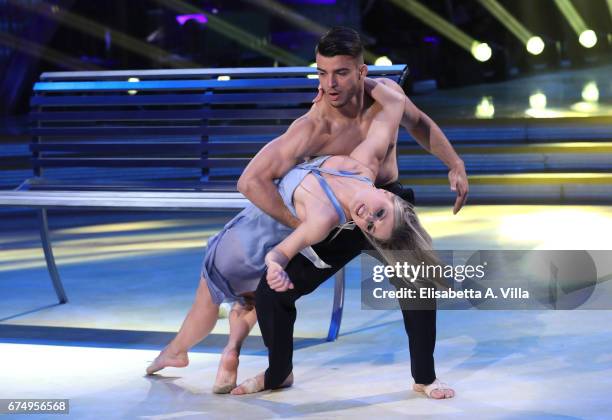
[375,77,405,94]
[276,110,328,159]
[289,109,328,135]
[304,104,332,129]
[375,77,422,127]
[298,106,333,146]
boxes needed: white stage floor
[1,205,612,419]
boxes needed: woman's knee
[196,275,218,307]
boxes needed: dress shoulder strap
[299,156,374,226]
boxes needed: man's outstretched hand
[448,161,469,214]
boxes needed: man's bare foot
[230,372,293,395]
[212,349,239,394]
[145,347,188,375]
[413,379,455,399]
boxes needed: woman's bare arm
[349,79,405,172]
[264,215,336,291]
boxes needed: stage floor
[414,64,612,121]
[1,205,612,419]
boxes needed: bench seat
[1,64,410,341]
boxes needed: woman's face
[349,188,396,240]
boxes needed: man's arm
[237,116,316,229]
[375,78,469,214]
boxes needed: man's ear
[358,64,368,80]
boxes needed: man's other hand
[448,161,468,214]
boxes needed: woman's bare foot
[413,379,455,399]
[230,372,293,395]
[146,347,189,375]
[212,349,239,394]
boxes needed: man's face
[315,53,366,108]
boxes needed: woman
[145,79,436,394]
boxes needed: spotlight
[374,56,393,66]
[389,0,488,62]
[578,30,597,48]
[307,62,318,79]
[127,77,139,95]
[175,14,208,26]
[554,0,599,50]
[581,82,599,103]
[217,75,230,81]
[529,91,547,109]
[471,42,492,62]
[475,97,495,118]
[477,0,544,57]
[526,36,545,55]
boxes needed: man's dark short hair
[315,27,364,59]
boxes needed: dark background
[1,0,611,116]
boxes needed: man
[232,27,468,398]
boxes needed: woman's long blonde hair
[366,195,447,290]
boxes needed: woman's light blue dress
[201,155,372,304]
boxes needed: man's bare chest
[314,123,368,156]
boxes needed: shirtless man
[232,27,468,398]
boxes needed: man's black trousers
[255,182,437,389]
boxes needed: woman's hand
[266,260,294,291]
[265,250,294,292]
[312,84,323,103]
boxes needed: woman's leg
[146,275,220,374]
[213,295,258,393]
